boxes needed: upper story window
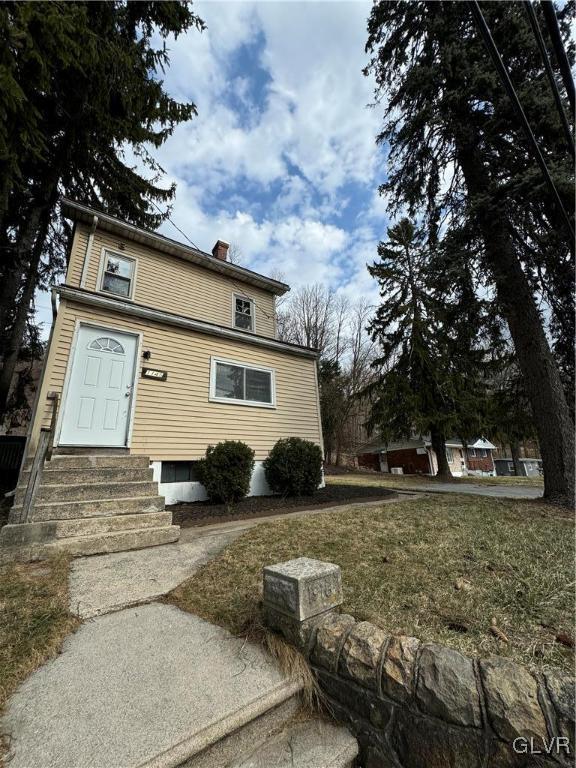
[445,447,454,463]
[210,357,275,408]
[233,294,255,332]
[99,251,136,299]
[469,448,476,458]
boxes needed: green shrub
[264,437,323,497]
[197,441,255,505]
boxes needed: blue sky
[37,1,390,334]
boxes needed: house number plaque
[142,367,168,381]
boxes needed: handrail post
[46,391,59,462]
[17,391,59,524]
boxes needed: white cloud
[150,0,385,308]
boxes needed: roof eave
[60,198,290,296]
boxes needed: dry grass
[326,472,543,489]
[0,556,79,717]
[168,494,574,672]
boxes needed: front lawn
[0,556,79,720]
[168,494,574,672]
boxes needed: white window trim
[469,448,476,457]
[96,248,137,301]
[232,293,256,333]
[445,447,454,463]
[209,355,276,409]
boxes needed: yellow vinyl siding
[65,225,88,286]
[67,224,276,337]
[32,300,321,461]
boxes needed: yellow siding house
[30,199,323,504]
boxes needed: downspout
[80,215,98,288]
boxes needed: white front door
[59,325,138,447]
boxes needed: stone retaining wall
[305,613,573,767]
[262,558,574,768]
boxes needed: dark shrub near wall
[197,441,255,505]
[264,437,323,496]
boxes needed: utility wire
[541,0,576,114]
[149,199,202,252]
[150,200,275,321]
[470,0,575,242]
[523,0,575,158]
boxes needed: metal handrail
[18,391,59,524]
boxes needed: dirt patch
[169,483,397,527]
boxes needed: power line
[541,0,575,114]
[149,200,274,321]
[149,199,202,252]
[470,0,575,242]
[523,0,574,158]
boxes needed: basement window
[233,295,255,331]
[210,357,275,407]
[99,251,136,299]
[160,461,201,483]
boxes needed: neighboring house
[358,436,497,477]
[27,199,323,504]
[494,457,542,477]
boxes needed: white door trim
[55,320,142,448]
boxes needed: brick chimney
[212,240,229,261]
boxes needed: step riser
[0,513,174,545]
[55,511,173,538]
[20,467,154,486]
[24,455,150,470]
[10,496,165,523]
[178,695,301,768]
[16,482,159,506]
[45,525,180,557]
[0,526,180,562]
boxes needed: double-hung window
[210,357,275,407]
[469,448,477,458]
[99,251,136,299]
[233,295,255,331]
[445,447,454,463]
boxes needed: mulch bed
[169,483,397,528]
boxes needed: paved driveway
[402,482,543,499]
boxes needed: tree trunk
[430,426,453,480]
[510,440,522,477]
[455,134,575,507]
[458,435,469,474]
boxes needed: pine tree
[0,1,205,419]
[367,219,463,479]
[365,1,574,505]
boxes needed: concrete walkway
[69,529,241,618]
[1,604,297,768]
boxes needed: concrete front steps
[1,453,179,562]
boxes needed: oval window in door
[88,337,125,354]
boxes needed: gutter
[61,198,289,296]
[79,214,98,288]
[55,285,319,360]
